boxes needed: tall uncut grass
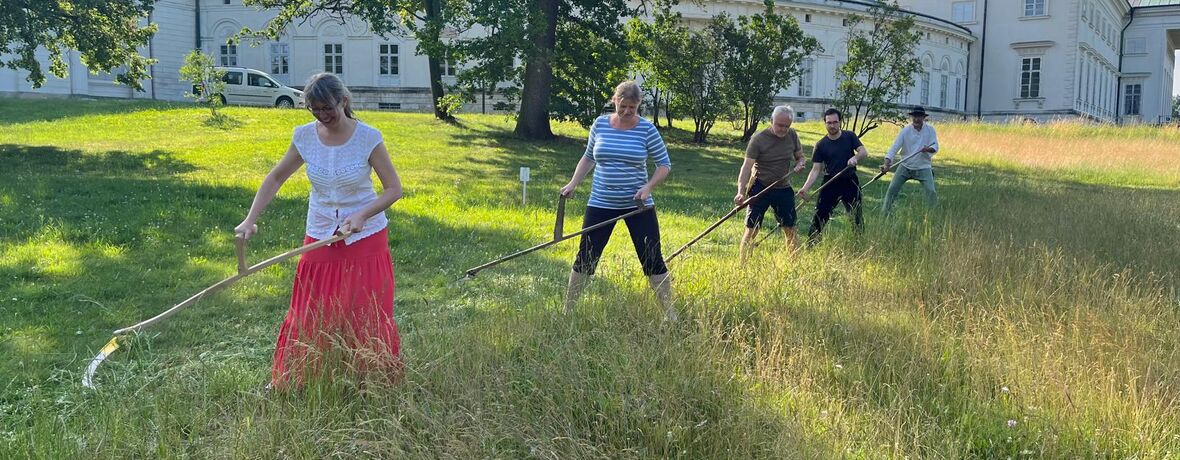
[1,99,1177,458]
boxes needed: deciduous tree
[0,0,157,90]
[713,1,819,142]
[832,0,921,138]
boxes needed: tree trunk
[513,0,558,140]
[664,92,673,129]
[741,102,757,142]
[693,116,708,143]
[650,87,661,128]
[425,0,450,121]
[427,56,449,120]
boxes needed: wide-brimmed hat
[908,107,929,117]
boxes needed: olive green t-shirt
[745,127,802,189]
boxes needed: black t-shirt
[812,130,864,177]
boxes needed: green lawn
[1,98,1178,458]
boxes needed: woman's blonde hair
[613,80,643,103]
[303,73,354,118]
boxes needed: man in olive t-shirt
[735,105,806,259]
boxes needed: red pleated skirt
[271,227,401,388]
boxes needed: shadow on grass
[438,122,830,223]
[0,144,196,176]
[0,144,575,401]
[0,98,183,126]
[783,301,1026,457]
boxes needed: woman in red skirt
[234,73,403,389]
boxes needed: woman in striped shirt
[559,81,676,321]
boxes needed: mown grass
[1,98,1177,458]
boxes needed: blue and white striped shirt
[583,115,671,209]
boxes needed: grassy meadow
[1,98,1178,458]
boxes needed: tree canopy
[832,0,922,138]
[0,0,158,90]
[244,0,462,120]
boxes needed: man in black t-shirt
[797,108,868,245]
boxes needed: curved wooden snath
[663,172,792,264]
[461,195,649,279]
[82,230,353,389]
[858,142,935,191]
[754,163,856,246]
[753,142,936,247]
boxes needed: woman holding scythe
[235,73,404,389]
[560,80,677,321]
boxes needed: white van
[215,67,303,108]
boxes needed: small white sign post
[519,167,531,205]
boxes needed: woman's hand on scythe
[234,220,258,240]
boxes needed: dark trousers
[807,175,864,243]
[573,206,668,276]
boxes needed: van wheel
[218,95,227,105]
[276,97,294,109]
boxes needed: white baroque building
[2,0,1178,123]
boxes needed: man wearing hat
[881,106,940,213]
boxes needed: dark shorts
[745,180,797,228]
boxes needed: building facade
[2,0,1178,123]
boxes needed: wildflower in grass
[1007,419,1018,428]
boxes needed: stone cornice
[1010,40,1055,56]
[668,0,975,42]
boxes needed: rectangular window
[1100,72,1106,112]
[1082,60,1090,103]
[804,14,811,23]
[443,58,457,77]
[842,18,850,27]
[921,73,930,105]
[939,74,948,108]
[379,44,399,75]
[1124,84,1141,115]
[219,44,237,66]
[270,43,289,76]
[797,58,814,97]
[1020,57,1041,98]
[1104,72,1111,112]
[1023,0,1045,17]
[955,78,962,110]
[952,2,975,23]
[324,43,343,74]
[1091,66,1098,104]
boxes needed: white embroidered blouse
[292,120,389,245]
